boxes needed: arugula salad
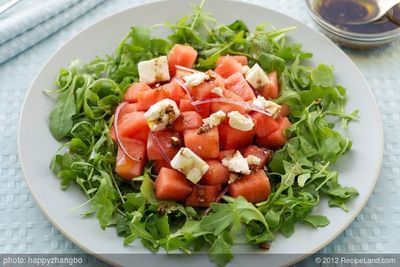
[48,2,359,266]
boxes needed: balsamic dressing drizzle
[317,0,400,34]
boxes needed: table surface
[1,0,399,266]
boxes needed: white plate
[18,0,383,266]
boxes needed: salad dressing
[316,0,400,34]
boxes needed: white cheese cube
[247,155,261,165]
[245,63,270,89]
[222,151,251,175]
[187,169,202,183]
[252,96,281,118]
[170,147,209,184]
[138,56,170,84]
[241,65,251,75]
[228,173,239,184]
[202,110,226,129]
[183,72,210,87]
[144,98,180,131]
[227,111,254,131]
[211,86,224,97]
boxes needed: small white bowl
[305,0,400,48]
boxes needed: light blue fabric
[0,0,398,266]
[0,0,105,64]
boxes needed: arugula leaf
[116,217,131,237]
[234,197,268,226]
[201,197,269,233]
[228,20,249,32]
[200,197,272,246]
[200,203,234,235]
[57,169,77,190]
[303,215,330,227]
[123,193,145,212]
[264,209,282,231]
[140,173,157,204]
[90,171,117,229]
[147,213,170,239]
[323,181,359,211]
[257,52,285,74]
[197,53,220,70]
[277,43,312,60]
[130,26,151,48]
[311,64,335,87]
[209,233,233,267]
[48,81,76,140]
[160,219,204,252]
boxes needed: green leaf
[303,215,330,227]
[277,43,312,60]
[116,217,131,237]
[98,95,120,111]
[324,183,358,212]
[245,220,274,243]
[208,233,233,267]
[299,85,346,112]
[154,214,170,238]
[130,26,151,48]
[150,38,171,55]
[197,53,220,70]
[49,85,76,140]
[279,213,296,237]
[233,197,268,228]
[123,233,138,246]
[326,186,359,199]
[200,197,270,237]
[140,174,157,204]
[258,52,285,74]
[297,172,311,187]
[328,197,350,211]
[69,138,89,155]
[123,193,145,212]
[228,19,249,33]
[311,64,335,87]
[269,146,288,174]
[90,171,117,229]
[200,203,234,235]
[160,219,204,252]
[127,213,159,248]
[57,170,76,190]
[265,209,281,231]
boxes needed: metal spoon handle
[387,3,400,25]
[376,0,400,19]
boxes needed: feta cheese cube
[228,173,239,184]
[252,96,281,118]
[222,151,251,175]
[138,56,170,84]
[144,98,180,131]
[202,110,226,129]
[170,147,209,184]
[227,111,254,131]
[211,86,224,97]
[247,155,261,166]
[241,65,251,75]
[245,63,270,89]
[183,72,210,87]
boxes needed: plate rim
[17,0,384,266]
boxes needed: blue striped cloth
[0,0,106,64]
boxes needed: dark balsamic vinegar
[317,0,400,34]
